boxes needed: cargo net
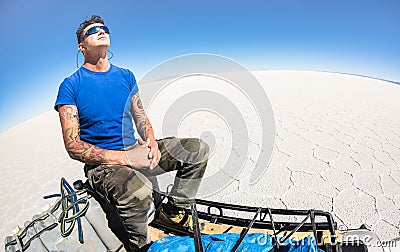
[151,193,340,252]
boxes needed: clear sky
[0,0,399,132]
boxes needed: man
[55,15,209,251]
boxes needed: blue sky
[0,0,399,132]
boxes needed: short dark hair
[76,15,105,43]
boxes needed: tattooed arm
[130,93,160,169]
[130,92,154,140]
[58,104,151,168]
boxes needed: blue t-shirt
[54,64,139,150]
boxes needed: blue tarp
[148,233,324,252]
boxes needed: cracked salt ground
[0,70,399,249]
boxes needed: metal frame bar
[150,193,340,251]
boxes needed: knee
[187,138,210,164]
[183,138,209,158]
[197,138,210,160]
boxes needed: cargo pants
[84,137,209,251]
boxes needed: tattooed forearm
[59,105,106,164]
[131,93,154,140]
[145,118,153,136]
[64,128,105,164]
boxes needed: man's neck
[83,52,110,72]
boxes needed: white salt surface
[1,70,399,249]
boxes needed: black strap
[191,202,204,252]
[231,207,262,252]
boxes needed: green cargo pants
[84,137,209,251]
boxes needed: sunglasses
[81,25,110,41]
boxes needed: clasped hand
[126,138,160,169]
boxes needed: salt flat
[1,70,399,249]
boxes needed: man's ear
[77,43,85,52]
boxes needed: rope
[5,178,90,251]
[43,177,90,244]
[59,177,89,243]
